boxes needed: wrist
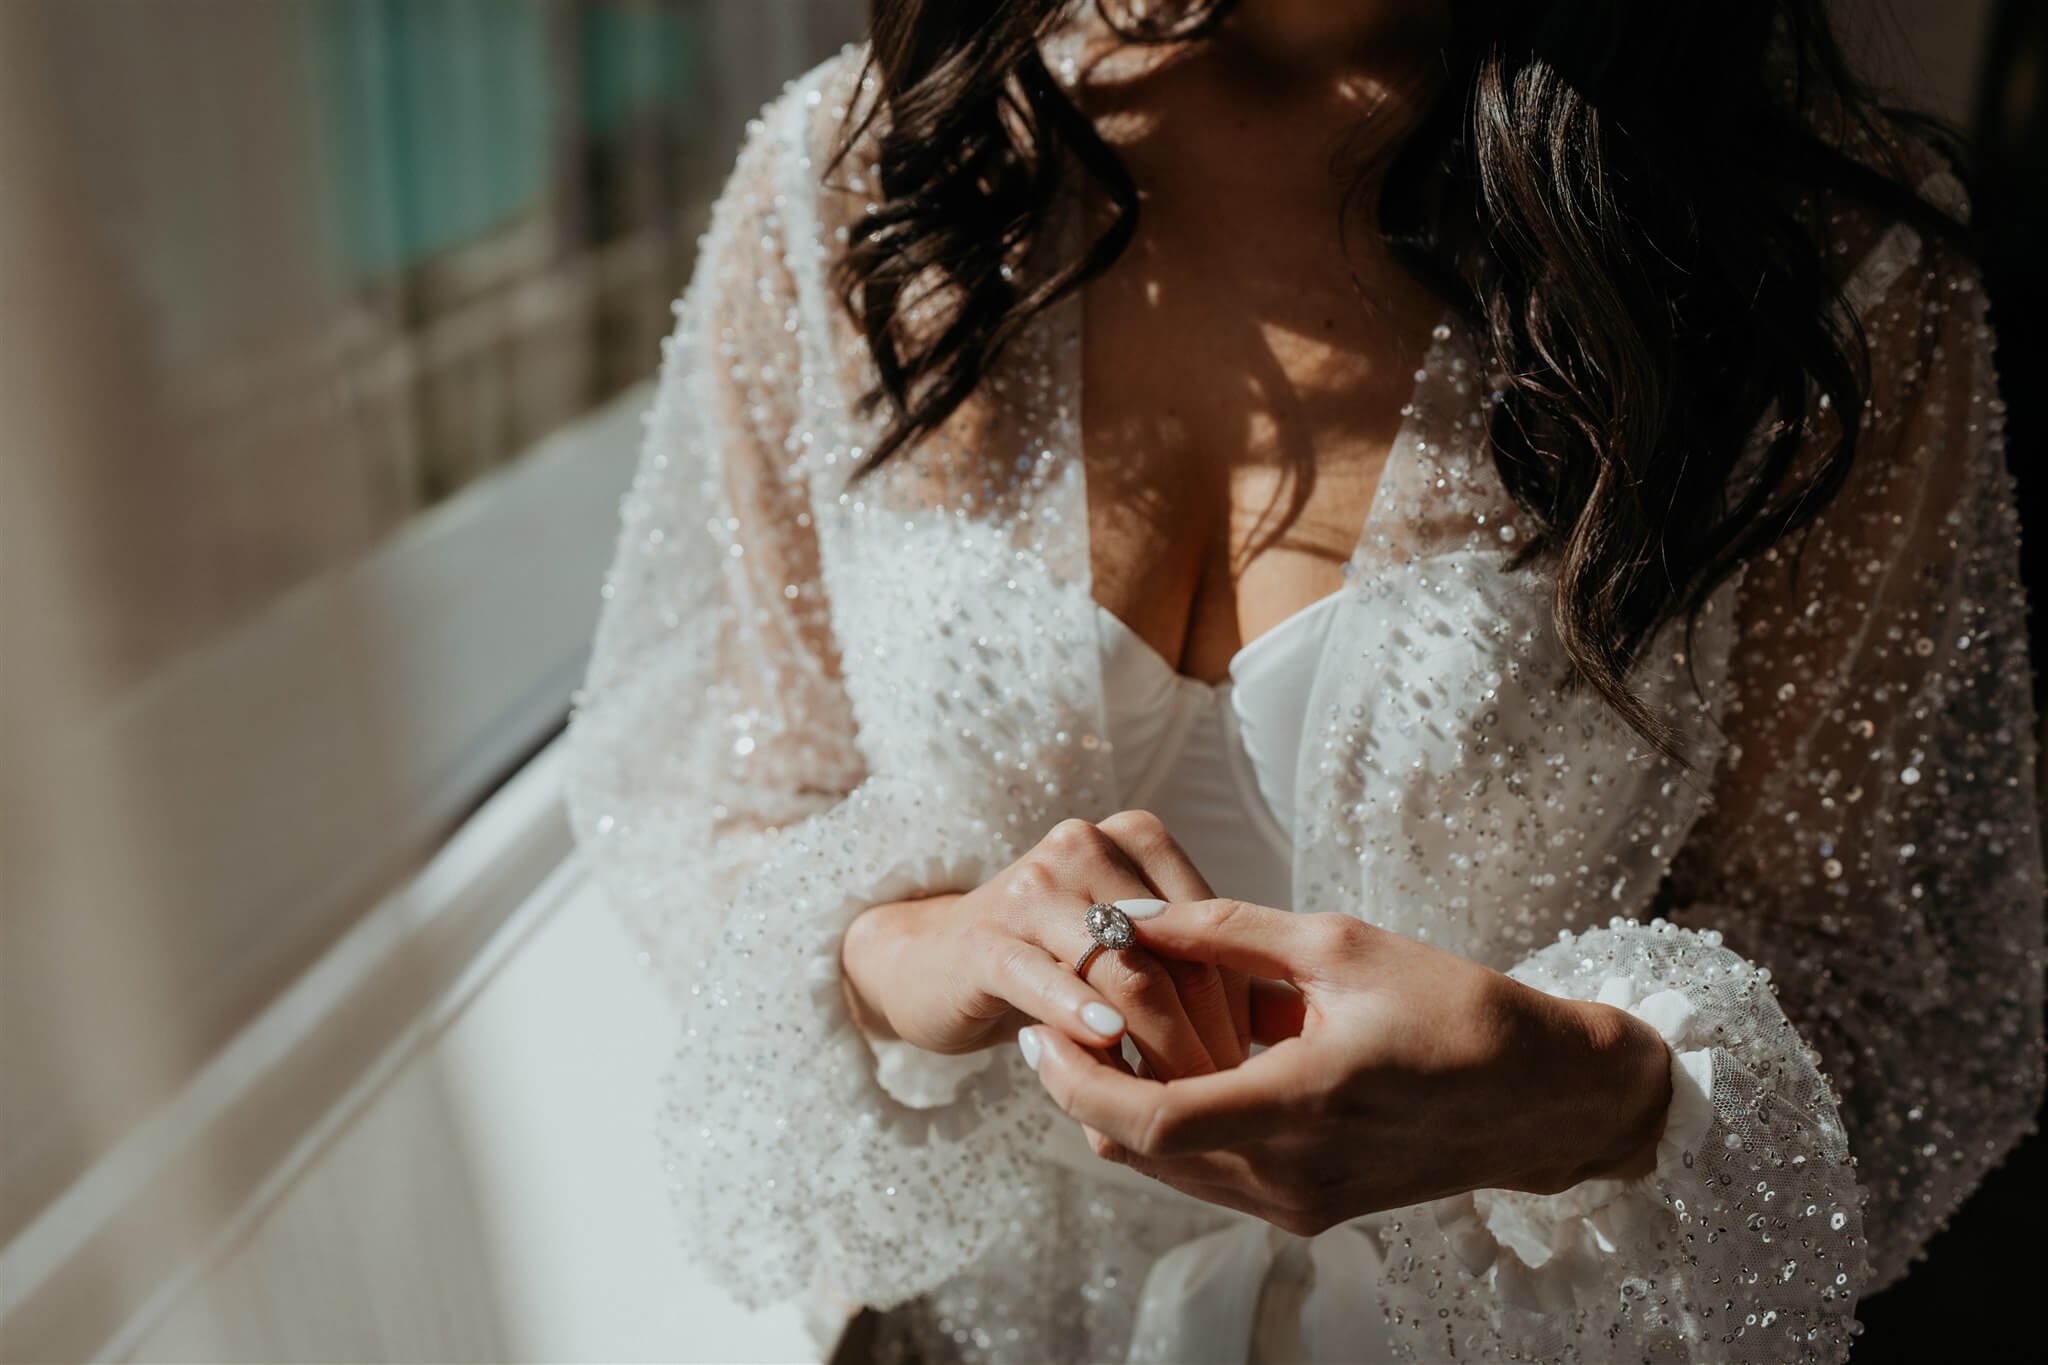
[840,900,909,1043]
[839,894,964,1045]
[1568,999,1674,1184]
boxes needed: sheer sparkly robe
[562,43,2046,1365]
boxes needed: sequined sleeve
[1416,175,2046,1361]
[561,97,869,1001]
[563,66,1068,1322]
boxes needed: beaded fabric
[561,33,2046,1365]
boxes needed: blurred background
[0,2,2038,1362]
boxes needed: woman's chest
[797,302,1741,961]
[1077,216,1450,683]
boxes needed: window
[0,0,863,1253]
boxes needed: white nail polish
[1080,1002,1125,1037]
[1017,1027,1043,1070]
[1112,898,1169,919]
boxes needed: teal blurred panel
[310,0,556,280]
[581,3,704,137]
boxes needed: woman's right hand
[839,810,1251,1080]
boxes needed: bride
[563,1,2045,1361]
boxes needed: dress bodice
[1094,591,1345,912]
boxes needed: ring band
[1074,901,1136,978]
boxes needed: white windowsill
[2,735,827,1363]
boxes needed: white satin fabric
[1093,590,1343,908]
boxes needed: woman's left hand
[1018,898,1677,1235]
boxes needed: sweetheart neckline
[1094,590,1346,691]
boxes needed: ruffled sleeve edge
[1426,976,1718,1316]
[721,778,1030,1142]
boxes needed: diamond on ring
[1085,902,1136,950]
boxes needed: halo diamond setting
[1084,902,1136,950]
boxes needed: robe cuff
[1428,975,1717,1315]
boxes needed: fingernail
[1017,1027,1043,1070]
[1080,1002,1125,1037]
[1113,898,1169,919]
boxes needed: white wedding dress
[560,21,2046,1365]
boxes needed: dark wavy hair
[824,0,1978,761]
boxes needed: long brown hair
[828,0,1977,761]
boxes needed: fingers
[1091,811,1244,1070]
[1092,1143,1283,1223]
[1225,969,1252,1058]
[1153,954,1245,1070]
[1135,899,1373,983]
[1249,978,1308,1045]
[1021,1023,1305,1157]
[1093,810,1216,902]
[1016,817,1224,1078]
[1081,944,1220,1080]
[979,935,1129,1048]
[1096,1143,1339,1238]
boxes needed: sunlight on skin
[1066,1,1454,680]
